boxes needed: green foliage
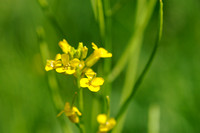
[0,0,200,133]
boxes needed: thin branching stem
[37,27,73,133]
[116,0,163,120]
[37,0,66,38]
[76,69,85,133]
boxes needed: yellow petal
[55,53,62,60]
[73,107,82,116]
[92,42,98,50]
[65,68,75,74]
[59,39,72,54]
[61,54,69,66]
[85,68,96,79]
[98,48,112,58]
[55,61,62,67]
[99,118,116,132]
[46,60,55,67]
[70,58,80,67]
[99,125,109,132]
[88,85,100,92]
[97,114,107,124]
[107,118,116,130]
[78,42,83,48]
[81,46,88,59]
[55,67,65,73]
[45,65,54,71]
[80,78,89,87]
[91,77,104,86]
[75,42,83,58]
[45,60,55,71]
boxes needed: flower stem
[106,96,110,117]
[37,27,73,133]
[103,0,113,96]
[76,69,85,133]
[79,88,84,113]
[97,0,105,39]
[115,0,163,121]
[37,0,66,38]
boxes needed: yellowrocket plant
[41,0,163,132]
[45,39,115,132]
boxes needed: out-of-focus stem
[37,27,73,133]
[112,0,162,132]
[148,104,160,133]
[103,0,112,96]
[37,26,64,110]
[97,0,105,39]
[107,0,157,83]
[37,0,66,39]
[106,96,110,117]
[76,69,85,133]
[116,0,163,122]
[106,0,129,16]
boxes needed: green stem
[116,0,163,120]
[37,0,66,38]
[103,0,112,96]
[79,88,84,113]
[76,69,84,112]
[107,0,129,16]
[106,96,110,117]
[37,27,73,133]
[76,69,85,133]
[107,0,157,83]
[71,92,78,108]
[75,123,84,133]
[97,0,105,39]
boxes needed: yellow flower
[76,42,88,59]
[92,43,112,58]
[57,102,82,123]
[97,114,116,133]
[85,43,112,67]
[55,54,80,74]
[59,39,73,54]
[45,53,62,71]
[59,39,88,60]
[80,69,104,92]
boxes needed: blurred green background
[0,0,200,133]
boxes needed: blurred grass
[0,0,200,133]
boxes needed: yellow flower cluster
[97,114,116,133]
[45,39,112,92]
[57,102,82,123]
[45,39,87,74]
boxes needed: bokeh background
[0,0,200,133]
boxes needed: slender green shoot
[76,69,85,133]
[97,0,105,39]
[37,0,66,38]
[103,0,113,96]
[37,26,73,133]
[106,96,110,117]
[107,0,129,16]
[115,0,163,121]
[107,0,157,83]
[148,104,160,133]
[90,0,98,21]
[71,92,78,109]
